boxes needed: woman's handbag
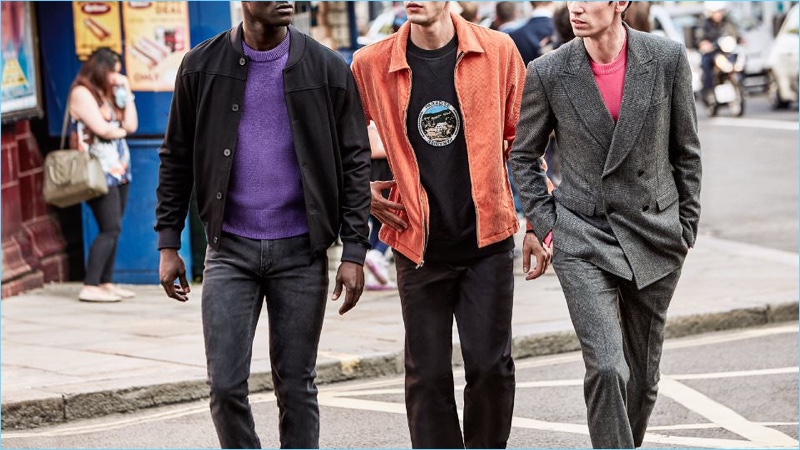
[42,102,108,208]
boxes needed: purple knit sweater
[222,33,309,240]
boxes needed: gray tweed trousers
[553,250,681,449]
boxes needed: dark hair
[496,2,516,23]
[623,2,651,32]
[554,5,575,45]
[71,47,122,109]
[609,1,634,20]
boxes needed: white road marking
[664,324,798,351]
[1,393,278,440]
[649,422,798,431]
[3,326,795,444]
[317,395,797,449]
[514,367,798,389]
[671,367,798,380]
[708,117,799,132]
[658,377,798,447]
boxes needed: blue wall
[39,1,233,137]
[38,1,233,283]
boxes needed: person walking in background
[365,122,397,291]
[490,2,519,32]
[69,48,138,303]
[156,2,371,448]
[352,2,547,447]
[696,2,739,103]
[511,1,702,447]
[509,1,555,66]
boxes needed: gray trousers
[202,233,328,449]
[552,251,681,449]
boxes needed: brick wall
[2,120,68,298]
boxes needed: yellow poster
[72,2,123,61]
[122,2,190,92]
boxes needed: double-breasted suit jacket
[511,25,702,289]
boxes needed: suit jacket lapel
[603,26,657,178]
[561,38,615,150]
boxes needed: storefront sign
[122,1,190,92]
[1,2,42,121]
[72,2,123,61]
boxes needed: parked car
[765,4,798,109]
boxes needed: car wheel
[768,71,790,110]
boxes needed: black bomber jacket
[155,25,371,264]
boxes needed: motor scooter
[702,35,746,117]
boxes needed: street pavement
[2,229,797,430]
[2,323,796,448]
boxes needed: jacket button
[638,170,645,177]
[231,104,240,112]
[239,57,246,66]
[216,192,223,200]
[213,236,219,243]
[642,205,650,212]
[223,148,231,157]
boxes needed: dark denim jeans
[394,250,516,449]
[202,232,328,449]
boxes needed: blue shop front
[37,1,360,284]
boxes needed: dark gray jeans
[202,233,328,449]
[394,250,516,449]
[553,251,681,449]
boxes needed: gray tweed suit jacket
[510,25,702,289]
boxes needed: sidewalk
[2,233,797,430]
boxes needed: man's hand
[371,180,407,231]
[522,232,552,281]
[332,261,364,315]
[159,249,191,302]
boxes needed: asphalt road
[695,93,798,253]
[3,322,796,449]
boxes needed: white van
[765,4,799,108]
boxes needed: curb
[2,301,797,430]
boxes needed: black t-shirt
[406,36,512,262]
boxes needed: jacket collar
[229,23,306,69]
[559,24,658,177]
[389,12,485,73]
[564,23,652,76]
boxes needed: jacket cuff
[532,214,556,247]
[157,229,182,250]
[340,241,369,266]
[683,227,696,249]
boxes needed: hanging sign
[122,2,190,92]
[72,2,123,61]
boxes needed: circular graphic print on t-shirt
[417,101,460,147]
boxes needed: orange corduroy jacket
[351,13,527,266]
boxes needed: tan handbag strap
[60,96,71,150]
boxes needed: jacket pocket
[553,189,596,217]
[656,187,680,211]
